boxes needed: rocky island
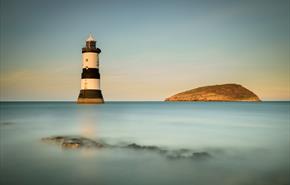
[165,84,260,102]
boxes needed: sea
[0,102,289,185]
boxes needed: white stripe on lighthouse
[81,79,100,90]
[82,52,99,68]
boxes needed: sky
[0,0,289,101]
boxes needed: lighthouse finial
[86,33,96,42]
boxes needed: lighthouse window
[85,59,88,62]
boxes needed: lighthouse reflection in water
[0,102,289,185]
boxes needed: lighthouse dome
[86,33,96,42]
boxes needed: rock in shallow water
[42,136,211,160]
[127,143,159,151]
[42,136,104,149]
[0,122,14,127]
[192,152,211,159]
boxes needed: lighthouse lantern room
[77,34,104,104]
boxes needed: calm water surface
[0,102,289,185]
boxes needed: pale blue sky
[0,0,289,101]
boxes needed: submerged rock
[165,83,261,102]
[42,136,211,160]
[62,139,81,149]
[165,150,211,160]
[191,152,211,159]
[126,143,159,151]
[42,136,104,149]
[0,122,14,127]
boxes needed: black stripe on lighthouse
[82,48,101,53]
[81,68,100,79]
[78,90,103,99]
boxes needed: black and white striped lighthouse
[77,34,104,104]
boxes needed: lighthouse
[77,34,104,104]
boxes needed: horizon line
[0,100,289,103]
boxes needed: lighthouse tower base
[77,98,104,104]
[77,90,104,104]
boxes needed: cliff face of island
[165,84,261,102]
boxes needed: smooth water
[0,102,289,185]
